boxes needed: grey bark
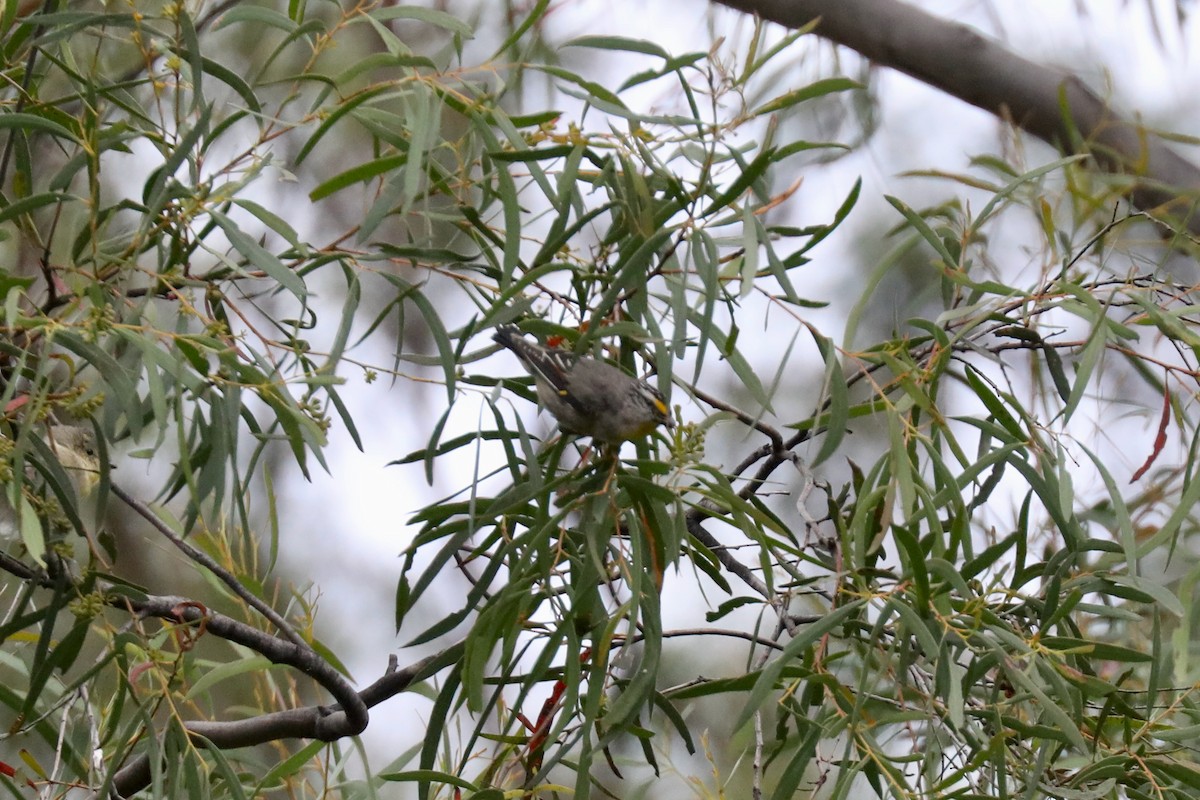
[715,0,1200,234]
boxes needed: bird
[46,425,101,490]
[0,424,103,552]
[492,324,673,443]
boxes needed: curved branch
[109,482,369,740]
[111,484,306,644]
[0,549,463,800]
[105,643,465,798]
[124,594,368,734]
[714,0,1200,233]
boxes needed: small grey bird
[0,425,102,545]
[47,425,101,486]
[493,324,673,443]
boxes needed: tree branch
[0,548,464,800]
[104,642,465,798]
[109,482,370,740]
[714,0,1200,233]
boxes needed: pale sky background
[252,0,1200,782]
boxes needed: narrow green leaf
[381,770,479,791]
[209,209,307,299]
[750,77,861,116]
[258,740,326,789]
[998,661,1088,750]
[1107,573,1183,617]
[0,113,79,142]
[769,721,823,800]
[563,35,670,59]
[0,192,74,226]
[296,85,392,165]
[700,147,774,218]
[1062,322,1107,422]
[213,6,299,32]
[365,5,473,37]
[810,332,848,467]
[733,601,864,731]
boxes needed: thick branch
[714,0,1200,233]
[105,643,464,799]
[125,595,368,735]
[0,516,432,800]
[109,483,370,740]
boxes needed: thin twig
[689,382,786,457]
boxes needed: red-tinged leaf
[1131,379,1170,483]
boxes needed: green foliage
[2,3,1200,800]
